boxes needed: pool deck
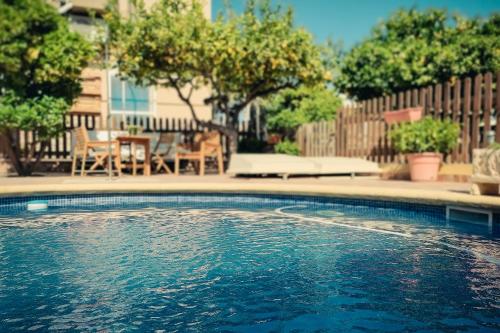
[1,174,500,209]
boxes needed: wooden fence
[298,71,500,164]
[0,114,252,162]
[296,120,336,156]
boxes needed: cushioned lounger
[306,157,381,175]
[227,154,380,178]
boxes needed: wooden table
[117,135,151,176]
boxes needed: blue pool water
[0,194,499,332]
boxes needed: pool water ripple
[0,199,499,332]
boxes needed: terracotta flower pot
[267,134,282,145]
[384,107,423,125]
[407,153,442,181]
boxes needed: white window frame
[108,70,156,115]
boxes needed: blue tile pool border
[0,192,443,213]
[1,192,499,225]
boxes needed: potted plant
[267,133,282,145]
[127,125,142,136]
[384,107,423,125]
[390,117,460,181]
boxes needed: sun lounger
[227,154,380,179]
[307,157,381,175]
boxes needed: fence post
[471,74,482,157]
[462,77,472,163]
[496,72,500,142]
[451,79,461,162]
[483,72,492,147]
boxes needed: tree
[107,0,326,153]
[0,0,93,175]
[264,85,341,139]
[336,9,500,100]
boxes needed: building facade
[54,0,213,123]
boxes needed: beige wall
[68,0,213,123]
[72,68,212,123]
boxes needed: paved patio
[0,174,469,192]
[1,174,499,208]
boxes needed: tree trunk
[2,131,46,176]
[3,131,25,176]
[4,144,28,176]
[226,128,239,155]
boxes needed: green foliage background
[0,0,93,175]
[336,9,500,99]
[264,85,341,138]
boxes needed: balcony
[70,0,107,13]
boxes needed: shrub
[336,9,500,100]
[274,139,300,156]
[389,117,460,154]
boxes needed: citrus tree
[0,0,93,175]
[107,0,326,153]
[337,9,500,100]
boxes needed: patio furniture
[117,135,152,176]
[71,126,122,176]
[470,148,500,195]
[174,131,224,176]
[152,133,178,174]
[227,154,380,179]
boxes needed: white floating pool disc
[27,200,48,211]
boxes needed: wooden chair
[152,133,178,174]
[175,131,224,176]
[71,126,122,176]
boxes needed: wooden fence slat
[443,82,451,119]
[483,72,492,147]
[426,86,433,116]
[377,97,383,163]
[338,111,344,156]
[451,79,461,161]
[434,84,442,119]
[419,87,426,108]
[471,74,482,153]
[404,90,411,109]
[362,101,368,158]
[496,72,500,142]
[398,92,404,110]
[356,105,362,157]
[384,96,392,163]
[412,89,418,107]
[369,99,376,161]
[462,77,472,163]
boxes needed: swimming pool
[0,193,499,332]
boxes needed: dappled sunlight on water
[0,199,499,332]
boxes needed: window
[68,14,102,41]
[110,75,152,114]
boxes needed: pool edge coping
[1,183,500,210]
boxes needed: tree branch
[169,79,202,124]
[29,141,47,175]
[166,77,236,135]
[232,81,298,113]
